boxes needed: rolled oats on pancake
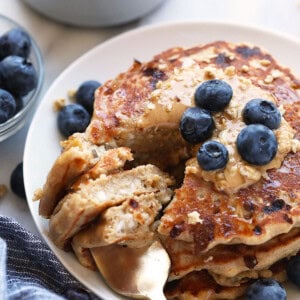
[36,40,300,300]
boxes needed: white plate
[24,21,300,300]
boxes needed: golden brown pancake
[36,40,300,300]
[86,41,300,171]
[164,257,288,300]
[162,227,300,281]
[153,42,300,250]
[158,150,300,250]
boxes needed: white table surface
[0,0,300,235]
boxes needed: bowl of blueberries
[0,14,43,142]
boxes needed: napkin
[0,216,101,300]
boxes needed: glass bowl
[0,14,44,142]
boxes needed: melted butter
[139,56,300,194]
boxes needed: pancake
[84,39,300,250]
[158,149,300,249]
[164,258,288,300]
[162,227,300,281]
[86,40,300,171]
[36,40,300,300]
[158,144,300,250]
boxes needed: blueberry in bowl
[0,27,31,60]
[0,15,43,142]
[0,88,16,123]
[0,55,38,97]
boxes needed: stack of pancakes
[37,41,300,299]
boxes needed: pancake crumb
[33,188,43,201]
[53,98,66,111]
[67,89,77,101]
[0,184,8,199]
[187,211,203,225]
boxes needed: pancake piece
[72,190,171,249]
[71,190,172,269]
[49,164,174,249]
[38,133,107,218]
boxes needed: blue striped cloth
[0,216,100,300]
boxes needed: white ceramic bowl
[23,0,165,27]
[0,14,43,142]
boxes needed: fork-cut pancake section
[72,190,172,250]
[71,190,172,269]
[49,164,174,249]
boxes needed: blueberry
[14,96,24,113]
[0,28,31,60]
[62,287,91,300]
[179,107,215,144]
[243,98,281,129]
[197,140,228,171]
[245,278,286,300]
[57,104,91,138]
[195,79,233,112]
[10,162,26,199]
[0,55,37,96]
[76,80,101,115]
[286,255,300,288]
[0,88,16,123]
[236,124,278,165]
